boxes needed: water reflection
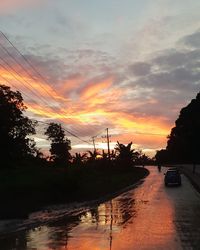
[0,187,136,250]
[67,194,136,250]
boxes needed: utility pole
[102,128,111,160]
[106,128,111,160]
[91,136,96,151]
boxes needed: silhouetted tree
[0,84,37,163]
[155,149,170,165]
[166,92,200,163]
[115,141,138,167]
[45,123,71,167]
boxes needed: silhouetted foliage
[115,141,138,167]
[155,149,170,165]
[155,92,200,164]
[134,151,153,166]
[86,149,100,164]
[167,92,200,163]
[45,123,71,167]
[72,152,87,166]
[0,84,37,164]
[101,149,108,160]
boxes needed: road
[1,166,200,250]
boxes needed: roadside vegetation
[0,84,151,218]
[0,162,149,219]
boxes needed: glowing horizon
[0,65,169,157]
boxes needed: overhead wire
[0,30,89,135]
[0,74,92,146]
[0,31,61,102]
[0,57,54,106]
[0,42,63,110]
[35,120,92,145]
[0,31,166,151]
[0,74,38,105]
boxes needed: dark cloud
[128,62,151,76]
[130,89,194,120]
[132,68,200,93]
[131,38,200,92]
[23,54,67,84]
[122,32,200,124]
[181,30,200,48]
[153,50,187,69]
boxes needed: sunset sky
[0,0,200,156]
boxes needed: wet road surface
[1,166,200,249]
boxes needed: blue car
[164,168,182,186]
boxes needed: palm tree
[87,149,100,162]
[73,152,87,166]
[115,141,137,167]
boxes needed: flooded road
[1,166,200,249]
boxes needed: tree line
[0,84,153,168]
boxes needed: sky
[0,0,200,157]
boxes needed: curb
[181,168,200,194]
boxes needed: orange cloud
[60,74,85,94]
[0,66,69,102]
[80,77,113,100]
[113,112,169,136]
[0,65,172,156]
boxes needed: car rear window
[167,171,178,176]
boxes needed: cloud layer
[0,1,200,156]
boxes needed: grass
[0,163,149,219]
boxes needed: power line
[91,129,106,139]
[0,63,92,145]
[0,31,76,118]
[35,120,92,145]
[0,75,92,146]
[0,31,62,102]
[0,57,53,106]
[0,31,88,134]
[0,55,79,131]
[0,40,73,122]
[0,74,38,104]
[0,41,62,109]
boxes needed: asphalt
[179,164,200,193]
